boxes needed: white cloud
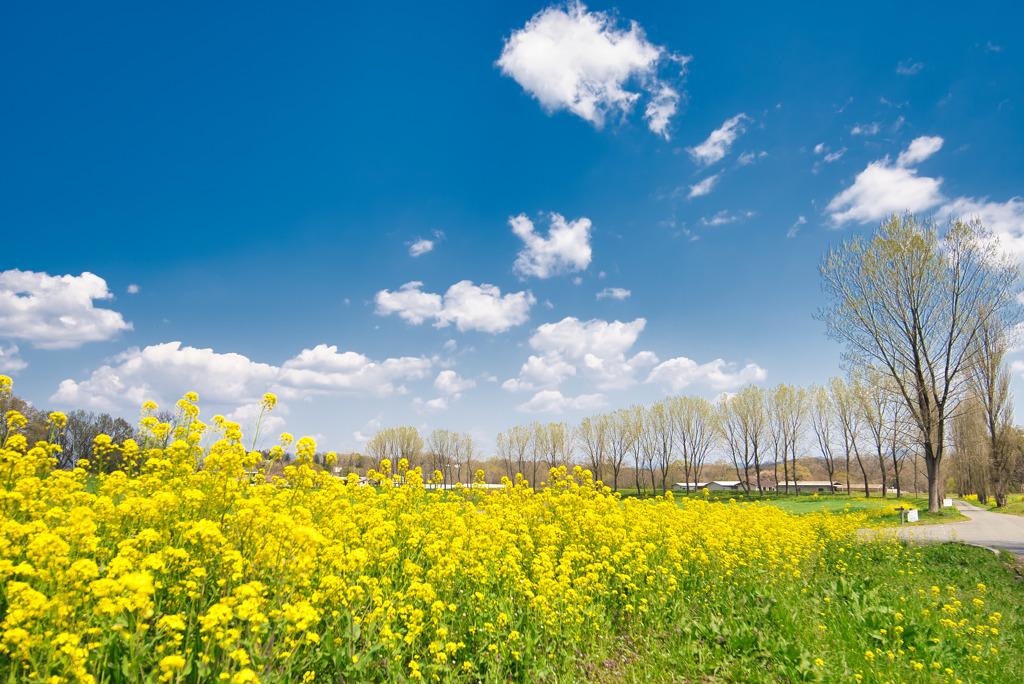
[0,270,132,350]
[497,2,688,138]
[939,196,1024,260]
[644,84,681,138]
[52,342,279,411]
[851,122,880,136]
[442,339,457,352]
[814,142,826,154]
[510,213,593,279]
[688,172,721,198]
[412,396,449,413]
[51,341,433,412]
[227,401,288,444]
[515,389,606,414]
[827,136,946,226]
[823,148,846,163]
[408,239,435,257]
[126,284,140,294]
[0,344,27,373]
[896,135,943,167]
[646,357,767,392]
[787,216,807,239]
[700,210,754,227]
[375,280,535,333]
[505,317,657,392]
[596,287,631,301]
[687,114,749,165]
[502,353,577,392]
[278,344,432,397]
[439,281,536,332]
[737,151,767,165]
[896,59,923,75]
[434,370,475,395]
[373,281,443,325]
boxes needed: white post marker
[907,509,919,523]
[943,498,953,507]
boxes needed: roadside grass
[966,493,1024,517]
[588,542,1024,683]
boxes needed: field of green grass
[968,493,1024,517]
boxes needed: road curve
[875,500,1024,557]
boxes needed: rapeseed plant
[0,377,1020,682]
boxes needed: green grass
[971,494,1024,517]
[580,542,1024,683]
[662,490,967,526]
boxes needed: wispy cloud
[851,122,880,136]
[687,114,750,165]
[787,216,807,238]
[896,59,923,75]
[688,172,721,198]
[700,210,754,226]
[596,287,631,301]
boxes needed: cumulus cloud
[939,196,1024,260]
[126,284,140,294]
[688,173,721,198]
[51,341,433,412]
[434,370,475,395]
[596,287,630,301]
[412,396,449,413]
[687,114,749,165]
[0,270,132,349]
[505,317,657,392]
[0,344,27,373]
[896,135,944,167]
[408,239,435,257]
[375,281,535,333]
[515,389,606,414]
[510,213,593,279]
[408,230,444,257]
[646,357,767,392]
[827,136,945,226]
[502,354,578,392]
[278,344,432,397]
[497,2,688,138]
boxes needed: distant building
[779,481,842,493]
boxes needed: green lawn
[970,493,1024,517]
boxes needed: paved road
[878,500,1024,557]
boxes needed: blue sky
[2,1,1022,453]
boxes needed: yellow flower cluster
[0,378,1017,682]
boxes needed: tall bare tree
[831,377,869,497]
[966,313,1019,507]
[819,214,1020,511]
[809,385,839,492]
[576,415,609,483]
[605,408,638,492]
[672,395,719,493]
[720,386,768,493]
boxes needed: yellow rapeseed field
[0,377,1017,683]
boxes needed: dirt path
[874,500,1024,556]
